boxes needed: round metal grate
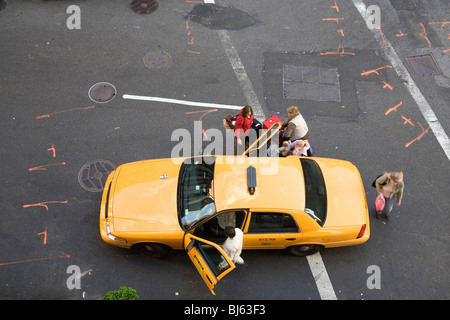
[130,0,159,14]
[143,50,172,70]
[88,82,116,103]
[78,160,116,192]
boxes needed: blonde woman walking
[375,172,404,220]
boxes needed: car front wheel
[134,243,172,258]
[288,244,323,257]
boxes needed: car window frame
[183,233,236,295]
[245,211,300,234]
[177,156,217,231]
[190,209,249,243]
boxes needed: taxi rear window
[300,158,327,226]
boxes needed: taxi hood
[109,159,182,233]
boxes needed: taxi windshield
[178,157,216,231]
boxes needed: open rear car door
[183,234,236,295]
[242,121,282,157]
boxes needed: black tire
[134,243,171,258]
[288,244,323,257]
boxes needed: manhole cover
[405,54,441,76]
[88,82,116,103]
[283,65,341,102]
[78,160,116,192]
[130,0,159,14]
[143,50,172,70]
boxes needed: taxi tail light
[357,224,366,239]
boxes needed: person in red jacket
[234,105,254,146]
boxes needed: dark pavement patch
[189,4,257,30]
[263,49,390,119]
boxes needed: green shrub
[103,286,139,300]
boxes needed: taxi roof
[212,156,306,212]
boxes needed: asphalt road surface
[0,0,449,301]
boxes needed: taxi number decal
[259,238,275,246]
[193,255,204,274]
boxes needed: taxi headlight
[106,220,127,243]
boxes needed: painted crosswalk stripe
[306,253,338,300]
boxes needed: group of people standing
[226,105,311,156]
[225,104,404,222]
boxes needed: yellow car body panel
[100,155,369,251]
[213,157,305,212]
[99,158,185,249]
[111,159,180,233]
[314,157,368,228]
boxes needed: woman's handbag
[375,194,385,211]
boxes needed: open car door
[242,122,282,157]
[183,234,236,295]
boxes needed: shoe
[376,213,381,219]
[235,256,244,265]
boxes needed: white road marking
[205,0,338,300]
[122,94,242,110]
[306,253,338,300]
[215,29,265,120]
[204,0,265,120]
[125,1,264,117]
[352,0,450,161]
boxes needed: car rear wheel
[134,243,172,258]
[288,244,323,257]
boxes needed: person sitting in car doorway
[222,226,244,265]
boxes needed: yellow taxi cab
[99,154,369,294]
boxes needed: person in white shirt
[282,105,309,141]
[222,226,244,265]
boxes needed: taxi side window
[248,212,299,233]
